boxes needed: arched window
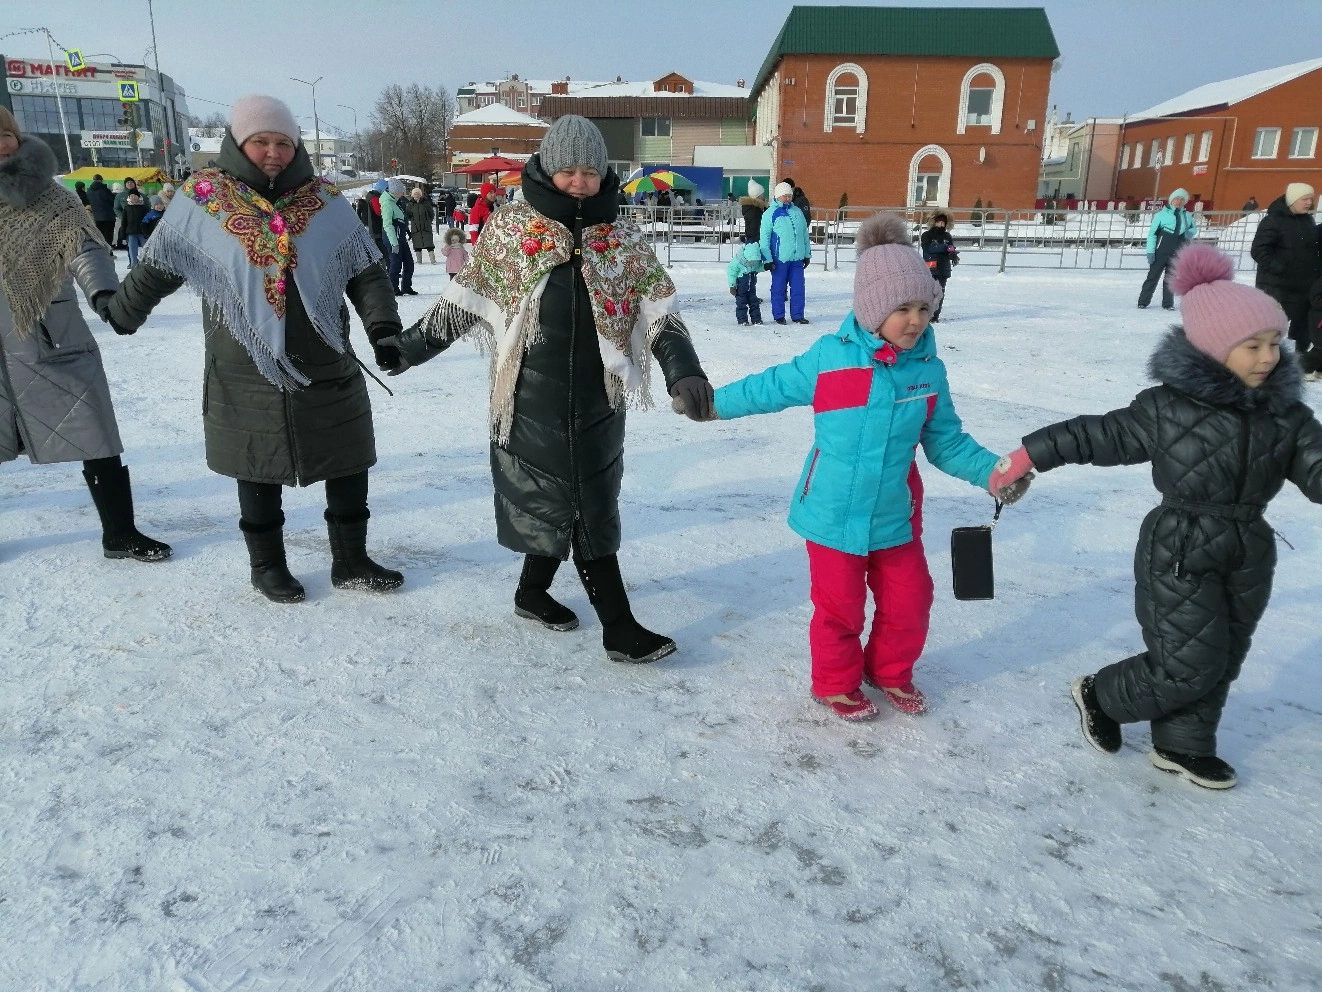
[824,63,868,135]
[957,63,1005,135]
[908,144,952,208]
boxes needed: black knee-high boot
[324,508,404,591]
[514,554,579,631]
[82,458,172,562]
[574,552,676,664]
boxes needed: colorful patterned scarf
[141,168,383,389]
[415,200,684,444]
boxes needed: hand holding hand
[988,447,1036,504]
[669,376,716,422]
[92,291,134,335]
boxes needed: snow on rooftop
[1129,57,1322,121]
[452,104,549,128]
[556,79,749,99]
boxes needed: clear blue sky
[8,0,1319,134]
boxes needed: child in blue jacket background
[727,243,765,325]
[707,214,1030,721]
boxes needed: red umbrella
[453,155,525,175]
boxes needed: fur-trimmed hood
[1149,327,1302,416]
[0,136,59,209]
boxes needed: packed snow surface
[3,252,1320,991]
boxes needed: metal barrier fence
[616,203,1275,274]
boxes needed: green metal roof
[751,6,1059,99]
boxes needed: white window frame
[1251,127,1280,159]
[1120,144,1131,170]
[823,63,868,135]
[906,144,951,208]
[1164,136,1175,167]
[1149,139,1160,167]
[1197,130,1212,162]
[956,63,1005,135]
[1181,133,1194,164]
[1133,142,1143,169]
[1289,126,1318,159]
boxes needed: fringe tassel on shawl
[142,224,309,390]
[307,227,386,352]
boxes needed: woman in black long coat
[385,116,714,664]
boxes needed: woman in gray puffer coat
[994,245,1322,791]
[105,95,403,603]
[0,108,170,562]
[406,187,436,264]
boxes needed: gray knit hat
[539,115,608,175]
[853,213,941,333]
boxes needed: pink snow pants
[804,472,935,697]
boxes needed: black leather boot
[82,462,172,562]
[325,510,404,592]
[240,517,305,603]
[514,554,579,631]
[575,553,676,664]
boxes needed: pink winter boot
[813,690,880,722]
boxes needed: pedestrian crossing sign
[66,49,87,73]
[118,81,140,102]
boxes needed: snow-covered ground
[4,253,1321,991]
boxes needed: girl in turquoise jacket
[706,214,1028,721]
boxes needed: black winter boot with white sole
[241,517,305,603]
[514,554,579,631]
[575,553,676,664]
[1071,675,1121,754]
[326,510,404,592]
[1150,749,1237,790]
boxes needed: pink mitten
[988,446,1035,504]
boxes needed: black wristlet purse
[951,500,1002,600]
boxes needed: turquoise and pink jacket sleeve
[714,313,1000,555]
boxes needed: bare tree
[370,83,454,177]
[185,110,229,137]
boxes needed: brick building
[448,103,548,168]
[455,75,610,120]
[539,73,753,173]
[749,6,1059,212]
[1113,58,1322,210]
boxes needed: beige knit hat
[1284,182,1315,207]
[229,94,300,145]
[852,213,941,333]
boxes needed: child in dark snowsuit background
[994,244,1322,790]
[920,212,958,322]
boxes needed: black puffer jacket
[493,158,706,561]
[739,195,766,244]
[1024,331,1322,754]
[1250,196,1321,308]
[108,133,401,486]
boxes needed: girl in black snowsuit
[993,245,1322,790]
[920,212,958,321]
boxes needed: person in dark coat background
[739,179,767,244]
[107,94,404,604]
[385,115,714,664]
[994,245,1322,791]
[1250,182,1320,370]
[782,175,812,221]
[74,180,89,206]
[406,186,436,264]
[86,173,116,247]
[920,211,958,322]
[1241,196,1258,213]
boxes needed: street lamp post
[336,104,358,171]
[290,75,324,174]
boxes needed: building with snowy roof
[455,75,608,120]
[537,71,755,172]
[448,102,549,172]
[1113,58,1322,210]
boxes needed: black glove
[764,261,775,272]
[669,376,715,422]
[376,320,445,376]
[801,258,811,270]
[368,324,401,372]
[92,291,134,335]
[729,286,737,296]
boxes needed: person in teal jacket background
[1138,187,1198,310]
[705,214,1029,722]
[380,178,416,296]
[727,242,765,325]
[759,181,811,324]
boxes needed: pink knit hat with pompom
[1173,244,1287,361]
[853,213,941,333]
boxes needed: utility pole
[291,76,324,174]
[147,0,167,169]
[40,29,76,171]
[336,103,358,170]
